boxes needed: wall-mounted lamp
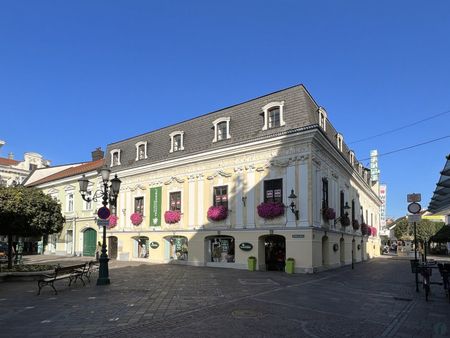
[334,202,351,226]
[288,189,299,220]
[242,196,247,207]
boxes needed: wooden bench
[37,263,87,295]
[77,261,99,283]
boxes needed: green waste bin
[285,258,295,274]
[248,257,256,271]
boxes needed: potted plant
[164,210,181,224]
[257,202,285,219]
[108,215,118,228]
[285,257,295,274]
[352,219,360,230]
[130,212,143,226]
[322,207,336,221]
[207,205,228,221]
[247,256,257,271]
[340,214,351,227]
[361,223,369,236]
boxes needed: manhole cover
[232,309,263,319]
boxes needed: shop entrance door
[108,236,118,259]
[263,235,285,271]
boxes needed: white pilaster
[197,175,204,228]
[299,161,309,226]
[188,177,195,228]
[246,169,255,228]
[286,164,296,227]
[235,171,244,228]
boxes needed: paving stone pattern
[0,256,449,337]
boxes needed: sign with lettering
[292,234,305,239]
[149,241,159,249]
[150,186,162,226]
[407,193,421,203]
[97,219,109,227]
[239,242,253,251]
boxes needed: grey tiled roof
[105,84,350,172]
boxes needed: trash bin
[247,256,256,271]
[410,259,419,273]
[285,258,295,274]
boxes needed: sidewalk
[0,255,449,337]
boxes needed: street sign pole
[407,194,421,293]
[414,221,419,292]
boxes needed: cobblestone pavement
[0,256,449,337]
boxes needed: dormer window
[135,141,148,161]
[336,133,343,151]
[212,117,231,142]
[170,131,185,153]
[262,101,285,130]
[110,149,121,167]
[349,151,355,165]
[318,107,327,131]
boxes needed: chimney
[0,140,5,154]
[8,152,14,160]
[91,147,104,161]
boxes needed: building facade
[100,85,381,272]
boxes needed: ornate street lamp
[78,166,121,285]
[288,189,299,220]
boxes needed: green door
[83,228,97,257]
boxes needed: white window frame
[135,141,148,161]
[336,133,343,151]
[83,183,93,210]
[318,107,327,131]
[110,149,121,167]
[212,117,231,142]
[168,189,182,211]
[349,151,355,165]
[66,192,74,212]
[169,131,185,153]
[262,101,285,131]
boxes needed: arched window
[336,133,343,151]
[135,141,148,161]
[110,149,121,167]
[318,107,327,131]
[261,101,285,130]
[212,117,231,142]
[169,131,185,153]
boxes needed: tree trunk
[7,233,13,269]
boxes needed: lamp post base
[96,255,110,286]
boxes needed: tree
[393,217,445,243]
[0,186,64,268]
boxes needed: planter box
[247,257,256,271]
[285,259,295,274]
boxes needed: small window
[29,163,37,171]
[349,151,355,165]
[213,186,228,208]
[322,177,329,209]
[336,133,343,151]
[212,117,231,143]
[318,107,327,131]
[169,131,185,152]
[67,193,74,212]
[134,197,144,214]
[135,142,147,161]
[169,191,181,211]
[262,101,285,131]
[264,179,283,203]
[268,107,281,128]
[340,190,345,217]
[85,192,92,210]
[110,149,121,167]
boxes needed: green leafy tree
[393,217,445,243]
[0,186,64,268]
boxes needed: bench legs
[37,281,58,295]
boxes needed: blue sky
[1,1,449,219]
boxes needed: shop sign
[239,242,253,251]
[150,186,162,226]
[292,234,305,239]
[149,241,159,249]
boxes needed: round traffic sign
[97,207,111,220]
[407,202,421,214]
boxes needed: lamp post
[288,189,299,220]
[334,202,351,226]
[78,167,121,285]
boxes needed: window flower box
[257,202,285,219]
[130,212,143,226]
[108,215,118,228]
[207,205,228,221]
[322,207,336,221]
[164,210,181,224]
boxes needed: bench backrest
[55,263,86,276]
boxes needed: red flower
[207,206,228,221]
[130,213,143,226]
[257,202,285,219]
[322,207,336,221]
[164,210,181,224]
[108,215,118,228]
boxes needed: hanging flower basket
[341,215,351,226]
[367,226,372,236]
[370,226,377,237]
[257,202,285,219]
[322,207,336,221]
[207,205,228,221]
[164,210,181,224]
[352,219,360,230]
[130,212,143,226]
[361,223,369,236]
[108,215,118,228]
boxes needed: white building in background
[0,140,51,187]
